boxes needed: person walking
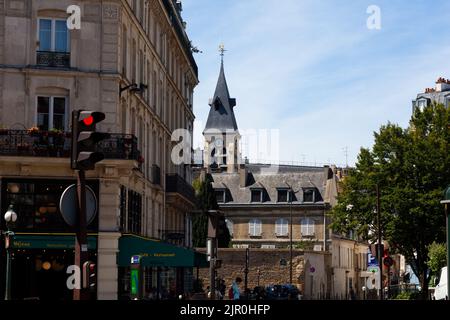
[231,277,242,300]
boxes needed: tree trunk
[419,272,429,300]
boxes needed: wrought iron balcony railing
[36,51,71,68]
[165,173,195,203]
[161,229,185,246]
[0,129,140,162]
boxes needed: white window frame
[37,18,71,53]
[301,218,315,236]
[248,219,262,237]
[417,99,427,111]
[36,96,68,131]
[275,218,288,236]
[225,218,233,237]
[303,188,315,203]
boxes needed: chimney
[239,164,248,188]
[435,77,450,92]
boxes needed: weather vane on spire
[219,43,227,61]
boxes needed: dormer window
[251,189,263,202]
[215,190,226,203]
[417,99,427,111]
[277,189,288,202]
[303,188,315,203]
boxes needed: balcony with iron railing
[160,229,185,246]
[165,173,195,203]
[36,51,71,68]
[0,129,140,162]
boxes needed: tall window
[249,219,262,237]
[127,190,142,234]
[37,96,67,131]
[122,26,128,76]
[38,19,69,52]
[301,218,315,236]
[225,219,233,237]
[275,218,288,236]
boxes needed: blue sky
[182,0,450,166]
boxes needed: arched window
[225,219,233,237]
[275,218,288,236]
[249,219,262,237]
[301,218,315,236]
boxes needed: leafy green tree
[331,102,449,299]
[427,242,447,285]
[192,174,230,248]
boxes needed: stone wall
[197,248,306,291]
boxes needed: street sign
[59,184,97,227]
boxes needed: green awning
[11,234,97,250]
[118,234,208,268]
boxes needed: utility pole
[244,248,249,299]
[74,169,88,300]
[208,238,217,300]
[376,184,383,300]
[289,195,293,285]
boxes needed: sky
[181,0,450,167]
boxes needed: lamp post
[362,286,366,300]
[441,185,450,301]
[3,204,17,300]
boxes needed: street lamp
[440,185,450,301]
[362,286,366,300]
[3,204,17,300]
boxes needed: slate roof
[211,164,336,205]
[204,61,239,132]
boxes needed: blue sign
[368,247,378,266]
[131,255,141,264]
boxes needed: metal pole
[209,237,216,300]
[245,248,249,299]
[74,169,88,300]
[376,184,383,300]
[290,193,293,285]
[446,204,450,301]
[4,232,12,300]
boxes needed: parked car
[266,284,301,300]
[433,267,448,300]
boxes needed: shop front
[117,234,208,300]
[0,178,99,300]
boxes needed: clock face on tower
[215,138,223,148]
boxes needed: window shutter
[308,218,315,235]
[256,220,261,236]
[282,219,288,236]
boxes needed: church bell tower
[203,44,240,173]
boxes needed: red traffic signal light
[83,116,94,126]
[71,110,110,170]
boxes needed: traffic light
[82,261,96,290]
[71,110,110,170]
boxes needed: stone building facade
[0,0,201,300]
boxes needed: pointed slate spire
[204,56,238,132]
